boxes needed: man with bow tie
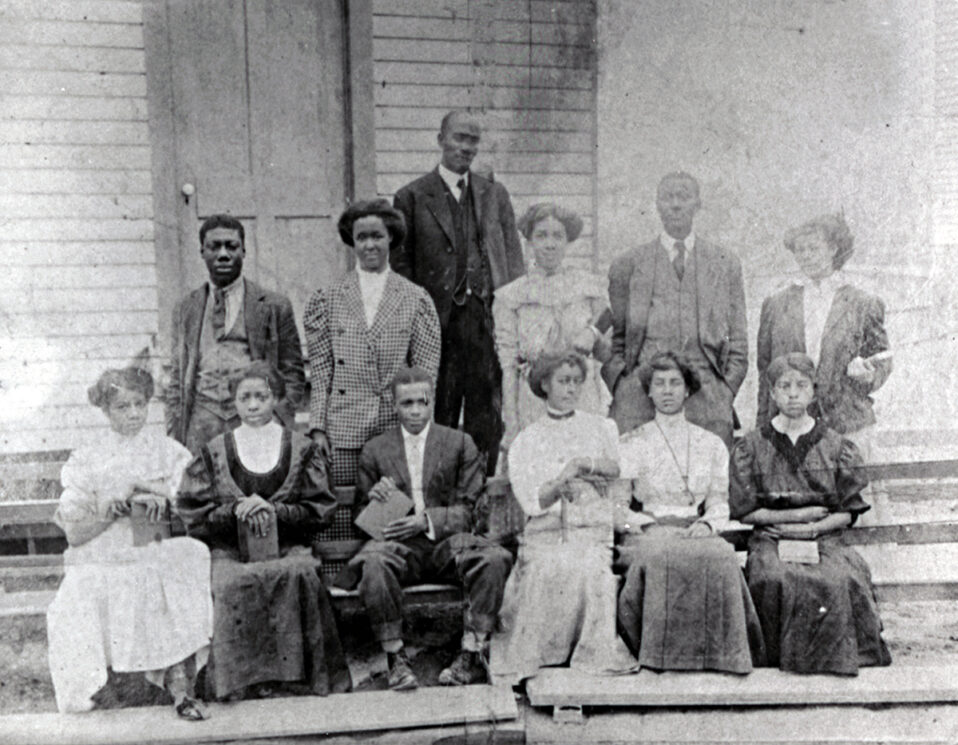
[166,214,305,452]
[391,111,526,475]
[601,172,748,446]
[334,366,512,690]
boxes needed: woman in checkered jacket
[304,199,441,487]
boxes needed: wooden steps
[0,684,518,745]
[525,664,958,713]
[523,702,958,744]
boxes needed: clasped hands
[762,504,830,540]
[104,479,171,523]
[234,494,275,538]
[633,521,713,540]
[553,457,611,503]
[368,476,428,541]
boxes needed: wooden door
[146,0,349,341]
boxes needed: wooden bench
[0,483,464,616]
[2,460,958,607]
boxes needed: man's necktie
[673,240,687,281]
[212,287,226,340]
[456,177,467,207]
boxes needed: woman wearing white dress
[491,352,635,685]
[493,203,611,452]
[47,366,212,719]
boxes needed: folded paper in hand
[355,489,414,541]
[777,539,820,564]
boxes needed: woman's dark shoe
[175,696,207,721]
[386,649,419,691]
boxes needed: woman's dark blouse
[729,421,869,524]
[176,428,337,549]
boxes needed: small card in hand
[777,539,820,564]
[238,510,280,562]
[130,501,171,546]
[355,489,414,541]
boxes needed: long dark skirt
[745,532,892,675]
[616,535,765,674]
[206,546,351,699]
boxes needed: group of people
[46,109,893,720]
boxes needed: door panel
[151,0,348,333]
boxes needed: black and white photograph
[0,1,957,743]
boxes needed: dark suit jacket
[756,283,892,434]
[391,168,525,325]
[166,279,306,444]
[354,423,484,544]
[601,237,748,395]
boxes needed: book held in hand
[130,501,171,546]
[355,489,414,541]
[238,510,280,562]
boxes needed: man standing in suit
[336,366,512,690]
[392,111,525,474]
[602,172,747,446]
[166,214,306,452]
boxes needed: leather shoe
[438,650,488,686]
[387,648,419,691]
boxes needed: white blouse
[618,413,729,530]
[508,410,620,519]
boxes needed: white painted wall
[596,0,954,459]
[0,0,162,454]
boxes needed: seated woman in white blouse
[616,351,765,674]
[491,352,636,685]
[48,366,212,719]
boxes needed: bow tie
[546,409,575,420]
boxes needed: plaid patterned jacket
[304,271,441,449]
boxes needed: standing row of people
[47,107,894,716]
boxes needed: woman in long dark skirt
[730,353,891,675]
[177,361,351,699]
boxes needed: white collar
[660,232,696,253]
[438,163,469,193]
[356,266,390,283]
[401,420,431,443]
[799,271,844,294]
[654,410,687,429]
[208,275,243,296]
[233,420,282,444]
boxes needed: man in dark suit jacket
[392,111,526,474]
[336,366,512,690]
[602,173,747,446]
[166,214,306,452]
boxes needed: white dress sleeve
[55,448,100,530]
[161,436,194,496]
[700,432,730,529]
[509,424,560,518]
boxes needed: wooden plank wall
[371,0,599,269]
[0,0,160,455]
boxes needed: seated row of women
[49,362,349,720]
[47,351,890,720]
[492,350,890,686]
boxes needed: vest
[195,294,253,420]
[447,182,490,303]
[639,246,709,371]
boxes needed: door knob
[181,183,195,204]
